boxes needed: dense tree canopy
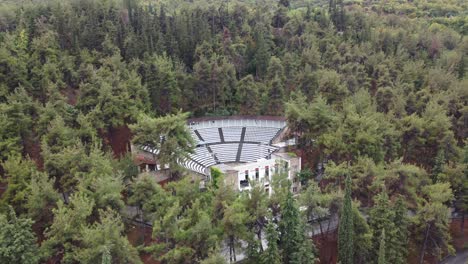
[0,0,466,263]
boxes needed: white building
[213,151,302,195]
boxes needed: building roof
[134,154,157,165]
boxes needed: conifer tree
[101,246,111,264]
[265,75,285,115]
[236,75,259,115]
[263,221,281,264]
[279,188,316,264]
[338,175,354,264]
[0,207,39,264]
[378,229,386,264]
[432,149,446,183]
[279,189,301,264]
[253,25,271,79]
[369,191,397,263]
[393,197,409,264]
[130,111,195,173]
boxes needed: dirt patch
[313,230,338,264]
[23,134,44,170]
[450,218,468,251]
[61,87,80,106]
[100,125,132,158]
[127,224,160,264]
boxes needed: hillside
[0,0,466,263]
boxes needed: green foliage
[76,53,148,129]
[369,192,398,264]
[392,197,409,264]
[41,193,94,262]
[113,153,140,182]
[101,246,111,264]
[140,53,180,114]
[432,148,446,183]
[338,175,354,264]
[210,167,223,189]
[128,173,169,222]
[0,156,37,214]
[263,222,281,264]
[412,181,454,261]
[378,229,386,264]
[200,251,227,264]
[0,207,39,264]
[352,204,372,263]
[279,189,315,263]
[130,111,195,172]
[0,87,35,161]
[222,198,249,262]
[26,171,60,222]
[236,75,260,115]
[0,1,466,263]
[74,210,142,264]
[41,192,141,264]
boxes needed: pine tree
[279,189,316,264]
[130,111,195,174]
[352,205,372,263]
[0,207,39,264]
[291,222,316,264]
[369,191,396,264]
[265,74,285,115]
[432,149,445,183]
[236,75,260,115]
[0,157,37,214]
[253,25,271,79]
[338,175,354,264]
[457,55,465,79]
[279,189,300,263]
[263,222,281,264]
[378,229,386,264]
[101,246,111,264]
[142,53,179,114]
[393,197,409,264]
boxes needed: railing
[188,118,286,130]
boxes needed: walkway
[440,250,468,264]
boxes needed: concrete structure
[214,151,302,194]
[137,116,302,193]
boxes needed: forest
[0,0,466,263]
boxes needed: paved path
[441,250,468,264]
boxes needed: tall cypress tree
[378,229,386,264]
[393,197,409,264]
[369,191,397,264]
[338,175,354,264]
[279,189,315,264]
[279,190,301,264]
[101,246,111,264]
[432,148,445,183]
[263,222,281,264]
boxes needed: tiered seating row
[222,127,243,142]
[210,143,239,163]
[191,131,202,145]
[179,123,284,175]
[189,147,217,167]
[244,127,280,143]
[180,159,207,175]
[240,144,278,163]
[141,145,159,155]
[197,128,220,144]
